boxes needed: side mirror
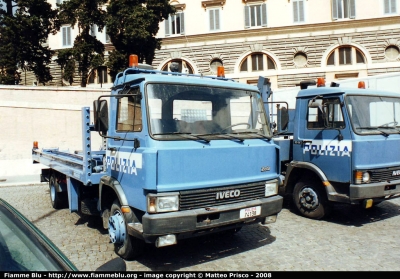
[308,98,323,108]
[93,100,109,135]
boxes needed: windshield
[146,83,271,140]
[346,95,400,135]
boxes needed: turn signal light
[129,54,139,67]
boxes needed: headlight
[265,181,278,197]
[355,171,371,184]
[147,193,179,213]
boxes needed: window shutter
[180,13,185,34]
[383,0,389,14]
[293,1,299,22]
[62,27,66,46]
[209,10,215,30]
[390,0,397,13]
[299,0,305,22]
[261,3,267,27]
[244,6,250,28]
[332,0,338,20]
[67,27,71,46]
[349,0,356,18]
[165,17,170,36]
[215,9,220,30]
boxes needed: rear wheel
[49,175,66,209]
[108,200,144,260]
[293,179,332,220]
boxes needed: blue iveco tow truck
[264,78,400,219]
[32,56,283,259]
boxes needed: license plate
[240,206,261,219]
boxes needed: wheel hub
[298,187,319,210]
[50,185,56,202]
[108,211,126,244]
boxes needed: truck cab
[269,80,400,219]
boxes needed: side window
[209,8,221,31]
[332,0,356,20]
[307,98,344,129]
[384,0,397,14]
[165,12,185,36]
[117,87,142,132]
[61,26,72,47]
[293,0,305,23]
[244,3,267,28]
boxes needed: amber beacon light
[217,66,225,78]
[358,81,366,89]
[129,54,139,67]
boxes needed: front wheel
[293,180,332,220]
[108,200,144,260]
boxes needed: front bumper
[350,180,400,201]
[127,195,283,243]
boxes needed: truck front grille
[369,166,400,183]
[179,181,265,210]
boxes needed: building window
[209,8,221,31]
[165,12,185,36]
[385,45,400,60]
[56,0,66,4]
[332,0,356,20]
[162,60,193,74]
[97,66,108,84]
[61,26,72,47]
[240,53,275,72]
[293,0,305,23]
[294,52,307,67]
[244,3,267,28]
[210,58,223,73]
[327,46,365,66]
[384,0,397,14]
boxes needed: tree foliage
[105,0,175,81]
[0,0,57,85]
[57,0,106,87]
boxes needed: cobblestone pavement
[1,183,400,272]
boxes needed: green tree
[56,49,75,85]
[0,0,57,85]
[57,0,106,87]
[105,0,175,81]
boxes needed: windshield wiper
[153,132,210,143]
[229,131,272,140]
[196,133,244,142]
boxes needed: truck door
[296,96,352,183]
[107,86,145,194]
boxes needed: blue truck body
[265,80,400,219]
[32,65,283,259]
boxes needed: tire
[108,200,144,260]
[293,180,332,220]
[49,175,66,209]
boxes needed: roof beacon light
[217,66,225,78]
[129,54,139,68]
[33,141,38,149]
[317,77,325,87]
[358,81,366,89]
